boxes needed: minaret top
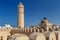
[20,2,23,5]
[18,2,24,7]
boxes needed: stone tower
[17,2,24,29]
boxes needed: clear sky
[0,0,60,27]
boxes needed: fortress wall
[9,31,60,40]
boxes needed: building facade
[0,2,60,40]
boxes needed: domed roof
[11,34,29,40]
[30,32,40,40]
[41,17,48,23]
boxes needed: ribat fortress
[0,2,60,40]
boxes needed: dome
[30,32,40,40]
[30,32,46,40]
[11,34,29,40]
[41,17,48,24]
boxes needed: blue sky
[0,0,60,27]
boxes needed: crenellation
[27,28,30,32]
[37,29,40,32]
[22,28,24,32]
[24,28,27,32]
[30,28,33,32]
[41,29,44,32]
[33,27,36,32]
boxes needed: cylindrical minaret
[17,2,24,29]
